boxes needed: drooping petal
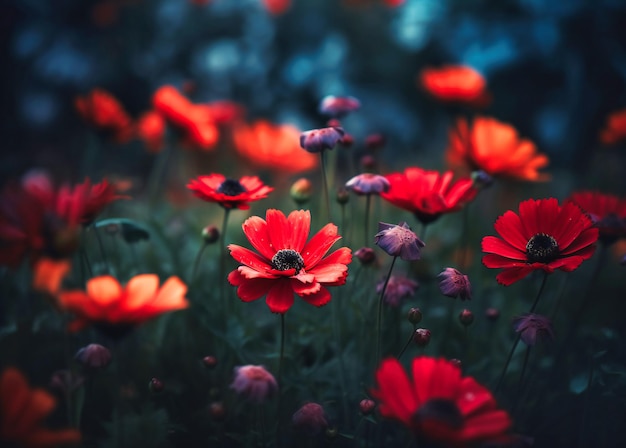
[299,285,331,307]
[308,263,349,284]
[238,266,280,280]
[495,267,535,286]
[234,277,276,302]
[291,278,322,296]
[264,279,295,313]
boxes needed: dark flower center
[526,233,559,263]
[271,249,305,273]
[217,178,246,196]
[412,398,463,430]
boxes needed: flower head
[292,403,328,436]
[230,365,278,404]
[512,314,554,346]
[75,88,133,142]
[482,198,599,286]
[233,120,318,174]
[300,126,345,153]
[290,178,313,205]
[376,275,419,307]
[57,274,188,335]
[375,222,425,261]
[345,173,390,195]
[228,209,352,314]
[419,65,490,107]
[74,344,112,370]
[319,95,361,118]
[437,268,472,301]
[136,110,166,153]
[0,368,81,447]
[568,191,626,245]
[447,117,550,182]
[381,167,478,224]
[599,109,626,145]
[187,174,273,210]
[371,357,511,446]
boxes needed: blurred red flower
[381,167,477,224]
[599,109,626,145]
[0,368,81,448]
[568,191,626,245]
[232,120,318,173]
[343,0,405,8]
[482,198,599,286]
[371,357,511,447]
[57,274,188,334]
[187,173,273,210]
[136,111,166,153]
[419,65,490,107]
[75,88,133,142]
[228,209,352,313]
[447,117,550,182]
[152,85,219,150]
[263,0,291,15]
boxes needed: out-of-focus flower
[371,357,511,446]
[233,120,318,174]
[300,126,345,153]
[408,307,423,324]
[486,308,500,321]
[354,247,377,265]
[599,109,626,145]
[413,329,431,347]
[32,258,71,296]
[419,65,490,107]
[262,0,291,15]
[202,356,218,369]
[375,222,425,261]
[376,275,419,307]
[149,378,165,393]
[290,178,313,205]
[49,370,85,394]
[437,268,472,301]
[136,111,166,153]
[75,88,133,142]
[482,198,599,286]
[513,314,554,346]
[359,399,376,415]
[152,85,219,150]
[568,191,626,245]
[343,0,405,8]
[228,209,352,314]
[447,117,550,182]
[187,173,273,210]
[365,134,386,151]
[203,100,245,126]
[230,365,278,404]
[75,344,112,370]
[57,274,188,335]
[345,173,390,195]
[292,403,328,436]
[319,95,361,118]
[336,188,350,205]
[0,368,81,447]
[381,167,477,225]
[458,309,474,327]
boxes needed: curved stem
[495,333,521,394]
[397,326,416,360]
[191,243,208,283]
[529,271,548,314]
[320,151,331,223]
[376,256,398,368]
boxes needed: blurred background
[2,0,626,189]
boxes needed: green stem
[529,271,548,314]
[320,151,331,223]
[220,208,231,310]
[191,243,208,284]
[364,194,372,247]
[494,333,521,394]
[376,256,398,368]
[397,326,416,360]
[331,289,349,427]
[278,313,285,387]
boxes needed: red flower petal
[460,410,512,443]
[237,266,279,280]
[481,236,526,260]
[291,277,322,296]
[372,358,417,425]
[301,223,341,267]
[265,209,290,251]
[457,377,497,417]
[286,210,311,252]
[228,244,273,271]
[495,267,535,285]
[481,254,529,269]
[559,228,598,256]
[299,285,331,307]
[493,210,529,248]
[242,216,276,260]
[234,277,275,302]
[411,357,459,403]
[553,202,594,249]
[307,263,349,284]
[265,279,295,313]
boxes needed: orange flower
[33,258,71,296]
[75,88,133,142]
[0,368,81,448]
[152,86,219,150]
[136,110,166,153]
[599,109,626,145]
[233,120,318,174]
[446,117,550,182]
[419,65,490,107]
[57,274,188,335]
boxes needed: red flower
[568,191,626,245]
[0,368,81,448]
[262,0,291,15]
[57,274,188,334]
[227,209,352,313]
[187,174,273,210]
[419,65,490,107]
[381,167,478,224]
[136,110,166,153]
[75,88,133,142]
[599,109,626,145]
[371,357,511,447]
[482,198,599,286]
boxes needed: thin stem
[320,151,331,223]
[364,194,372,247]
[191,243,208,283]
[494,333,521,394]
[420,223,428,241]
[397,326,416,360]
[331,290,349,427]
[278,313,285,387]
[517,345,531,393]
[376,256,398,368]
[220,208,231,311]
[529,271,548,314]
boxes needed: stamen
[526,233,559,263]
[271,249,305,273]
[217,179,247,196]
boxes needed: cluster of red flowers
[75,89,133,142]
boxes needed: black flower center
[271,249,305,273]
[217,178,246,196]
[412,398,463,430]
[526,233,559,263]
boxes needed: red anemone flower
[381,167,478,224]
[371,357,511,447]
[187,174,273,210]
[227,209,352,314]
[419,65,490,107]
[482,198,599,286]
[568,191,626,245]
[57,274,188,335]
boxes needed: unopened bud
[407,307,423,325]
[354,247,376,265]
[202,225,220,244]
[359,399,376,415]
[365,133,385,150]
[209,402,226,421]
[149,377,164,393]
[449,358,462,369]
[485,308,500,321]
[413,328,431,347]
[75,343,112,370]
[459,309,474,327]
[336,188,350,205]
[360,155,376,171]
[202,356,218,369]
[325,427,338,439]
[339,133,354,147]
[471,170,494,189]
[290,178,313,205]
